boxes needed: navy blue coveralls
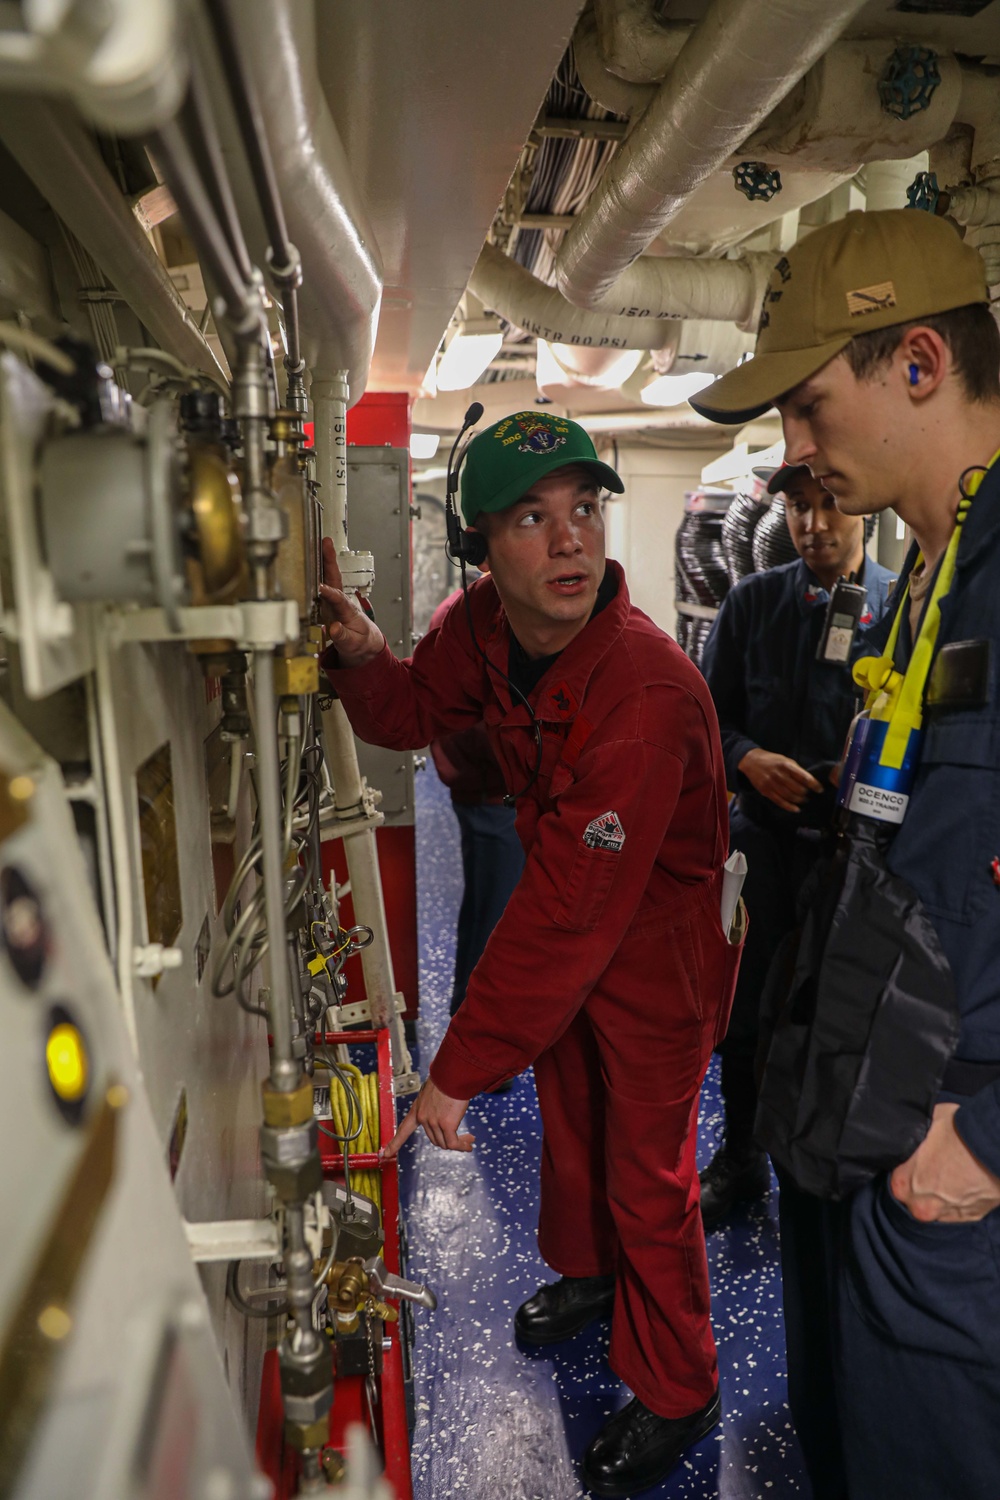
[788,473,1000,1500]
[701,555,896,1140]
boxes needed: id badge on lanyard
[837,452,1000,826]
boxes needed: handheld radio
[816,574,867,664]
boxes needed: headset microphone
[441,401,544,807]
[445,401,488,567]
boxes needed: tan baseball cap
[690,209,989,425]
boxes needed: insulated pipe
[0,98,225,382]
[865,155,928,213]
[312,374,350,549]
[556,0,869,309]
[591,0,692,83]
[471,241,770,344]
[228,0,382,401]
[572,9,656,118]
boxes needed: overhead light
[640,371,716,407]
[436,329,504,391]
[410,432,441,460]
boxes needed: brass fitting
[321,1448,347,1483]
[261,1076,313,1127]
[324,1257,367,1313]
[273,655,320,696]
[285,1417,329,1453]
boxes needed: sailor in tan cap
[694,208,1000,1500]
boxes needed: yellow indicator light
[45,1023,88,1102]
[37,1304,72,1341]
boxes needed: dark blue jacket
[863,467,1000,1177]
[701,555,897,830]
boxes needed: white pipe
[591,0,692,83]
[229,0,382,402]
[312,373,350,549]
[472,241,771,343]
[572,9,656,118]
[865,155,928,214]
[556,0,869,309]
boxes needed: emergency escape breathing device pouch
[755,456,1000,1200]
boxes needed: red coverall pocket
[553,846,620,933]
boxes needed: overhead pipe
[572,10,655,119]
[226,0,382,402]
[556,0,869,310]
[590,0,692,84]
[0,98,225,381]
[471,240,772,344]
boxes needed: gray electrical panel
[345,447,416,827]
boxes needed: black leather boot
[514,1274,615,1345]
[580,1389,721,1497]
[699,1139,771,1231]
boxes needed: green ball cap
[460,410,624,526]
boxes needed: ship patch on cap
[846,281,897,317]
[583,810,625,852]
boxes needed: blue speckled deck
[400,767,811,1500]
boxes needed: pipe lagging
[471,241,771,345]
[253,649,297,1088]
[229,0,382,399]
[557,0,870,309]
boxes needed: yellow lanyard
[852,449,1000,771]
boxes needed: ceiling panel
[317,0,585,394]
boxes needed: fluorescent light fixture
[436,330,503,391]
[410,432,441,460]
[640,371,716,407]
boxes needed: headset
[444,401,544,806]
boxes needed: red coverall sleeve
[430,685,710,1098]
[324,593,487,749]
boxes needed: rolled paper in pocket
[720,849,748,941]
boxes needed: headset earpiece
[462,529,488,568]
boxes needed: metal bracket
[104,599,299,649]
[184,1217,282,1264]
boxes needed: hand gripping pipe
[556,0,869,309]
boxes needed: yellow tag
[307,953,328,977]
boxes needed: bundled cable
[317,1054,382,1216]
[752,496,799,572]
[722,490,770,585]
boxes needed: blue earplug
[909,363,920,386]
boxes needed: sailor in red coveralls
[319,411,741,1496]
